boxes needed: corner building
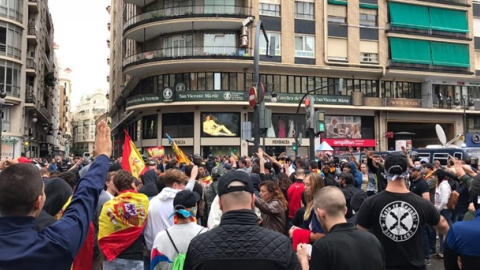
[108,0,480,158]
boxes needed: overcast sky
[49,0,110,109]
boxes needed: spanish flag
[166,133,191,165]
[56,197,94,270]
[98,190,149,262]
[122,130,147,178]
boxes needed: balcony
[27,26,38,45]
[417,0,469,7]
[28,0,39,14]
[123,46,253,76]
[26,57,37,73]
[387,25,469,40]
[388,61,471,74]
[25,88,36,104]
[123,5,252,41]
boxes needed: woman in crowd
[434,169,452,260]
[360,163,377,196]
[289,173,325,249]
[254,180,288,234]
[277,172,292,200]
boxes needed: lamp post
[252,20,270,152]
[294,84,337,158]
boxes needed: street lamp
[293,84,337,158]
[32,112,38,123]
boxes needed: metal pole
[464,95,467,136]
[294,84,337,158]
[253,21,269,153]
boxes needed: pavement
[427,257,444,270]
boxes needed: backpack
[165,227,206,270]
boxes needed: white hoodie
[144,180,195,250]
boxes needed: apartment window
[295,1,314,20]
[143,114,158,139]
[260,33,281,56]
[328,16,347,37]
[360,53,378,63]
[328,16,346,24]
[360,13,377,27]
[295,35,315,58]
[259,3,280,16]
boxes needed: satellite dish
[436,124,447,146]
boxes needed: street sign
[248,86,257,108]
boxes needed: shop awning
[429,7,468,33]
[430,42,470,67]
[389,2,430,30]
[390,37,432,65]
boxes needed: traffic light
[314,110,326,135]
[305,95,315,129]
[292,142,297,151]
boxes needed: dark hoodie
[348,162,362,190]
[35,178,73,231]
[139,170,159,198]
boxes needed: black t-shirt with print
[410,177,429,198]
[356,191,440,269]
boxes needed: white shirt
[434,180,451,211]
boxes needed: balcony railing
[123,46,252,67]
[417,0,469,6]
[124,5,252,30]
[27,57,36,70]
[28,26,37,36]
[389,61,470,74]
[388,25,469,39]
[26,88,36,104]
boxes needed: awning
[430,42,470,67]
[429,7,468,33]
[389,2,430,30]
[390,37,432,65]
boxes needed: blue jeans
[439,209,452,253]
[421,225,430,259]
[426,224,436,253]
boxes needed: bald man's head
[313,186,346,218]
[219,180,254,212]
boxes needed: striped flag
[166,133,191,165]
[122,130,147,178]
[98,190,149,262]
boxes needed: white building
[72,89,108,156]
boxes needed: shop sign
[386,98,422,108]
[265,93,351,105]
[272,139,291,144]
[127,94,161,107]
[177,91,246,102]
[322,138,376,147]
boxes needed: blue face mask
[169,206,197,219]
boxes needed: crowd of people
[0,122,479,270]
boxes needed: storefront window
[162,113,194,138]
[248,113,307,139]
[142,114,158,139]
[201,112,240,137]
[383,81,421,99]
[202,146,239,157]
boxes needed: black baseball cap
[173,190,199,209]
[384,153,408,174]
[217,171,254,196]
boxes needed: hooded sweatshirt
[348,162,363,190]
[144,178,196,251]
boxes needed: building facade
[108,0,480,158]
[71,89,108,156]
[0,0,62,158]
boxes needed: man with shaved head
[184,171,300,270]
[297,186,385,270]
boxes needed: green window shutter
[390,37,432,65]
[431,42,470,67]
[389,2,430,30]
[429,7,468,33]
[328,0,348,5]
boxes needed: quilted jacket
[184,209,300,270]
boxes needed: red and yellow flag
[166,133,191,165]
[122,130,147,178]
[98,190,149,262]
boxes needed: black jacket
[367,158,386,192]
[184,210,300,270]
